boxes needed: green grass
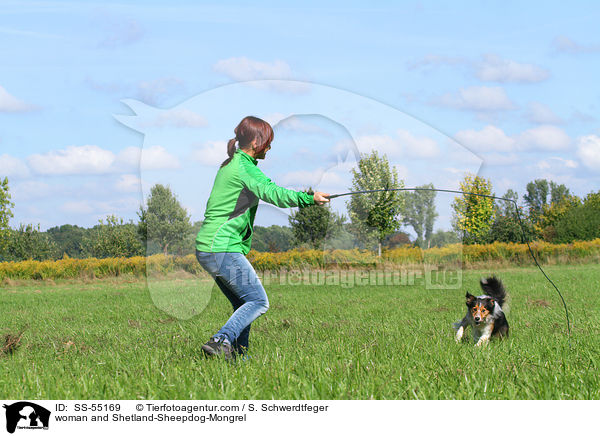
[1,264,599,399]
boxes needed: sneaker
[201,337,234,361]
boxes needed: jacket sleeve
[239,160,315,208]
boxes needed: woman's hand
[313,191,330,205]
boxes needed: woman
[195,116,330,360]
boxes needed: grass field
[1,264,599,400]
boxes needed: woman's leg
[213,276,251,354]
[211,252,268,346]
[196,251,268,354]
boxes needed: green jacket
[196,149,314,254]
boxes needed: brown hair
[221,116,274,167]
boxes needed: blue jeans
[195,251,269,354]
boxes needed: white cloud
[435,86,516,112]
[526,102,563,124]
[571,110,597,123]
[396,129,440,158]
[60,201,94,215]
[117,145,180,171]
[276,117,330,135]
[476,54,549,83]
[0,85,37,112]
[262,112,288,126]
[87,76,186,105]
[12,181,52,200]
[455,125,571,153]
[191,141,228,167]
[140,146,180,170]
[116,147,140,169]
[279,169,345,190]
[536,157,578,171]
[213,57,310,94]
[59,197,141,218]
[393,164,409,180]
[480,153,520,166]
[576,135,600,170]
[147,109,208,128]
[263,113,332,135]
[0,154,30,178]
[454,125,515,152]
[28,145,115,175]
[115,174,141,193]
[348,130,440,160]
[25,144,179,177]
[354,134,401,158]
[515,125,571,151]
[97,15,144,49]
[409,53,549,84]
[407,54,467,71]
[553,35,600,54]
[136,77,185,105]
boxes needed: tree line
[1,151,599,261]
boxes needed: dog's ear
[465,292,475,306]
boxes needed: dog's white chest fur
[471,322,494,346]
[454,321,494,346]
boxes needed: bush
[2,239,600,281]
[554,200,600,243]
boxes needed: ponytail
[220,116,274,168]
[221,137,237,168]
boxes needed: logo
[3,402,50,434]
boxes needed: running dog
[454,276,509,346]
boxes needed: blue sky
[1,0,599,232]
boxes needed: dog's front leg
[475,334,490,346]
[455,325,464,342]
[475,323,494,346]
[453,318,466,343]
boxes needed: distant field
[1,264,599,399]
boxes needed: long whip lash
[328,187,571,336]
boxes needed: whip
[327,187,571,336]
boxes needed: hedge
[1,239,599,281]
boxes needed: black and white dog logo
[3,402,51,433]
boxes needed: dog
[453,276,509,346]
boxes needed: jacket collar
[236,149,258,166]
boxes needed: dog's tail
[480,276,507,307]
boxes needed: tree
[549,181,570,204]
[495,189,519,218]
[524,179,549,223]
[554,191,600,243]
[0,177,14,251]
[489,189,534,243]
[252,225,295,252]
[384,231,412,248]
[46,224,87,258]
[82,215,143,258]
[347,151,404,256]
[538,194,580,242]
[523,180,570,233]
[138,184,192,256]
[322,223,357,250]
[168,220,203,256]
[289,189,345,249]
[489,214,535,243]
[584,191,600,209]
[451,174,495,244]
[429,229,460,248]
[1,224,59,262]
[403,183,438,248]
